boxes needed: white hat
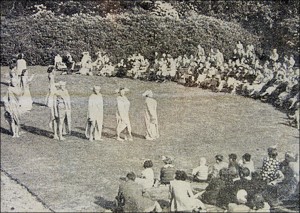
[236,189,247,204]
[115,87,129,93]
[92,86,101,91]
[142,90,153,97]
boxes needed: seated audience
[192,157,209,182]
[160,156,176,185]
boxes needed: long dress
[169,180,206,212]
[19,75,33,113]
[135,168,155,189]
[54,88,71,134]
[3,86,22,128]
[16,59,27,76]
[116,96,131,130]
[144,97,159,140]
[85,93,103,140]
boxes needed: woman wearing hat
[143,90,159,140]
[116,87,132,141]
[85,86,103,141]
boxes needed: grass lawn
[1,66,299,212]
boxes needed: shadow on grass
[105,126,145,139]
[75,126,116,139]
[33,101,47,107]
[0,127,11,135]
[21,124,52,138]
[71,131,86,139]
[94,196,117,211]
[0,81,9,86]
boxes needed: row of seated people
[115,146,299,212]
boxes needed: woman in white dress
[16,53,27,78]
[142,90,159,140]
[170,170,206,212]
[19,69,34,113]
[116,87,133,141]
[85,86,103,141]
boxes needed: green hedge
[1,12,259,66]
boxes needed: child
[192,157,209,182]
[135,160,155,189]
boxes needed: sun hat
[162,156,173,164]
[142,90,153,98]
[237,189,248,204]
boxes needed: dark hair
[47,66,55,73]
[18,53,23,59]
[219,168,229,180]
[143,160,153,168]
[243,153,251,162]
[229,153,237,161]
[126,172,136,181]
[215,154,224,162]
[175,170,187,181]
[239,167,250,178]
[251,171,262,181]
[250,193,265,210]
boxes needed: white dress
[144,97,159,140]
[135,168,155,189]
[85,93,103,140]
[16,59,27,76]
[19,75,33,113]
[116,96,131,130]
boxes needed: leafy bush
[1,11,259,66]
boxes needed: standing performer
[3,78,22,138]
[16,53,27,79]
[116,87,133,141]
[54,81,71,140]
[19,69,34,113]
[142,90,159,140]
[85,86,103,141]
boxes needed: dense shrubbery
[1,11,259,66]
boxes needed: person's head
[93,86,101,94]
[242,153,251,162]
[219,168,229,180]
[143,160,153,169]
[215,154,224,163]
[47,66,55,73]
[229,153,237,162]
[162,156,173,165]
[118,87,129,96]
[239,167,250,178]
[250,193,265,210]
[267,146,278,158]
[126,172,136,181]
[174,170,187,181]
[251,171,262,181]
[142,90,153,98]
[284,151,298,163]
[199,157,207,166]
[236,189,248,204]
[18,53,24,59]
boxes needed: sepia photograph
[0,0,299,212]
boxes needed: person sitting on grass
[135,160,155,190]
[116,172,162,212]
[210,154,229,179]
[228,153,240,181]
[170,170,206,212]
[238,153,255,178]
[160,156,176,185]
[192,157,209,182]
[248,193,271,213]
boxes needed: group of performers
[3,63,160,141]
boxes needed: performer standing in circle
[85,86,103,141]
[142,90,159,140]
[16,53,27,79]
[54,81,71,140]
[116,87,133,141]
[3,77,23,138]
[19,69,35,113]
